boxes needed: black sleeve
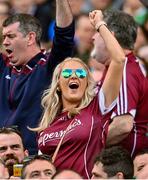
[47,20,75,72]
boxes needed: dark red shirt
[38,91,115,179]
[111,52,148,157]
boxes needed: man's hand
[0,163,9,179]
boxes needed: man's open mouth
[6,49,13,55]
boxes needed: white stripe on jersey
[84,116,94,179]
[99,88,117,115]
[117,57,128,115]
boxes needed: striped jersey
[38,89,116,179]
[111,52,148,157]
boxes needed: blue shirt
[0,21,74,154]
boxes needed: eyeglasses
[61,68,87,79]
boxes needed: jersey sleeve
[98,88,117,115]
[111,58,142,119]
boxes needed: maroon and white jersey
[38,89,116,179]
[111,52,148,157]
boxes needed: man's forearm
[106,114,133,146]
[56,0,73,27]
[106,125,129,146]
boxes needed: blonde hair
[31,57,96,132]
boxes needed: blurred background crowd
[0,0,147,79]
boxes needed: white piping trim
[117,57,128,115]
[26,65,33,70]
[123,58,128,113]
[102,120,108,142]
[40,58,46,62]
[117,96,120,115]
[99,88,117,115]
[84,116,94,179]
[119,83,123,114]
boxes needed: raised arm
[89,10,126,107]
[48,0,74,71]
[56,0,73,27]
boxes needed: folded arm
[106,114,134,146]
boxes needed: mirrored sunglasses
[61,68,87,79]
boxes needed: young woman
[32,10,126,179]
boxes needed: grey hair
[103,9,138,50]
[3,13,42,47]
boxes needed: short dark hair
[94,146,134,179]
[103,9,138,50]
[134,149,148,157]
[2,13,42,47]
[21,154,54,179]
[0,126,25,148]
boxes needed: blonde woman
[32,10,126,179]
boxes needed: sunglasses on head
[61,68,87,79]
[23,154,52,164]
[0,126,21,136]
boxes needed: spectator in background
[48,0,85,46]
[74,13,95,64]
[0,0,74,155]
[68,0,85,18]
[34,0,55,50]
[21,154,56,179]
[0,0,11,52]
[10,0,34,14]
[90,0,113,10]
[134,8,148,75]
[133,149,148,179]
[10,0,55,50]
[0,127,28,177]
[88,57,105,83]
[134,26,148,54]
[91,146,134,179]
[0,0,11,27]
[140,0,148,7]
